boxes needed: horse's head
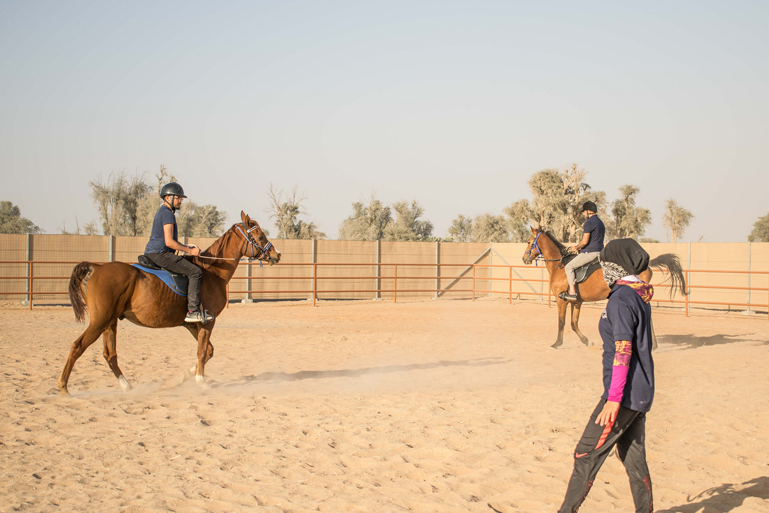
[522,225,544,265]
[238,211,281,266]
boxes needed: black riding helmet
[160,182,187,199]
[582,201,597,213]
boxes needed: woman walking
[558,238,655,513]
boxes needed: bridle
[524,231,563,265]
[234,222,274,267]
[196,222,274,266]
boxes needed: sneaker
[185,309,214,324]
[558,291,578,302]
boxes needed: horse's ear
[241,211,250,224]
[530,225,538,234]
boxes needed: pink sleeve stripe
[607,364,629,402]
[607,340,632,403]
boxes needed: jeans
[143,252,203,312]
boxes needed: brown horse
[58,212,280,395]
[522,226,686,348]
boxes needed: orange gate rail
[1,261,768,319]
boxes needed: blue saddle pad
[133,264,188,296]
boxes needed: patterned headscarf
[599,238,650,288]
[600,261,627,288]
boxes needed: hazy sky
[2,1,768,242]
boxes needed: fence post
[488,242,492,298]
[25,233,31,306]
[472,265,476,301]
[312,239,317,302]
[375,240,381,300]
[435,241,439,299]
[393,264,397,303]
[686,242,691,317]
[246,260,252,301]
[313,263,317,307]
[747,241,751,313]
[109,235,115,262]
[508,266,512,305]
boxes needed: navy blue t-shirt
[598,284,655,412]
[144,205,177,254]
[581,215,605,253]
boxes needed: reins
[193,223,273,266]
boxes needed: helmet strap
[164,196,177,213]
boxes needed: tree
[338,194,393,241]
[90,166,227,238]
[384,201,434,241]
[608,185,651,240]
[471,213,511,242]
[0,201,42,234]
[448,215,473,242]
[748,213,769,242]
[90,171,152,236]
[504,164,606,244]
[177,203,229,238]
[60,217,99,235]
[266,184,325,240]
[502,200,532,243]
[662,199,693,243]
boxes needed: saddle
[134,255,189,296]
[561,254,602,284]
[574,260,602,285]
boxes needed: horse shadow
[657,333,769,350]
[217,357,510,387]
[657,476,769,512]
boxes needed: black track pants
[558,399,653,513]
[144,252,203,312]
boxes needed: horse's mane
[542,230,569,256]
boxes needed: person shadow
[657,477,769,512]
[656,333,769,350]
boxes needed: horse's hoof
[551,341,563,349]
[118,376,132,392]
[195,375,211,389]
[581,338,590,347]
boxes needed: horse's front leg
[570,301,590,347]
[552,298,568,348]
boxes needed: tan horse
[522,226,685,348]
[58,212,280,395]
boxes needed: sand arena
[1,298,768,512]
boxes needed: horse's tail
[649,253,687,298]
[69,262,93,323]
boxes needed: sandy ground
[1,298,768,513]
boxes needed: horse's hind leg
[58,320,112,395]
[570,301,590,347]
[102,320,131,391]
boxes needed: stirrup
[185,309,214,324]
[559,291,577,302]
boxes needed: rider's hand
[569,246,578,254]
[188,246,201,256]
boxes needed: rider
[143,182,207,323]
[560,201,605,302]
